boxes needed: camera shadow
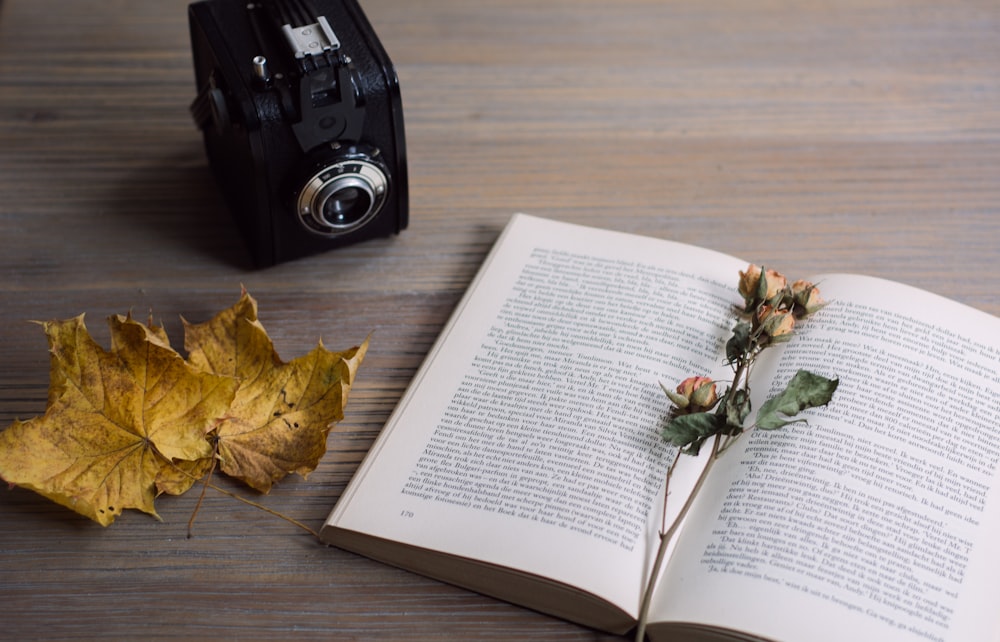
[107,143,254,271]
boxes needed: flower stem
[634,433,722,642]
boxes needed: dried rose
[738,264,788,310]
[757,305,795,339]
[665,376,720,413]
[791,280,825,318]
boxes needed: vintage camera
[188,0,407,266]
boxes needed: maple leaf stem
[180,443,320,539]
[203,482,320,538]
[187,458,217,539]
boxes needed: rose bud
[791,280,826,318]
[738,264,788,309]
[757,305,795,339]
[667,376,720,413]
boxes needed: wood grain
[0,0,998,639]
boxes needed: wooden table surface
[1,0,998,639]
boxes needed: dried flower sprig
[635,265,838,642]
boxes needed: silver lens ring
[296,158,389,237]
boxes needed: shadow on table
[108,144,255,271]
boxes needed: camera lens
[318,178,372,226]
[297,158,389,237]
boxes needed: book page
[650,274,1000,642]
[325,214,746,620]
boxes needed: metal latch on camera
[282,16,340,59]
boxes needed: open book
[322,214,1000,642]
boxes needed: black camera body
[189,0,407,266]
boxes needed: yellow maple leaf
[0,315,238,526]
[184,291,368,493]
[155,457,216,497]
